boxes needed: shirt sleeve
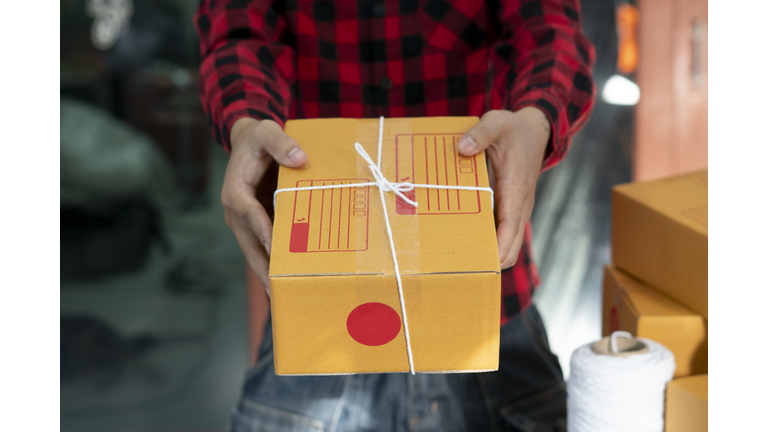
[194,0,295,152]
[492,0,596,170]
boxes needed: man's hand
[222,117,308,292]
[457,108,551,270]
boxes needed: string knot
[354,142,419,207]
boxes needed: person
[195,0,594,430]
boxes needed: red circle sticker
[346,302,401,346]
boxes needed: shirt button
[379,77,393,91]
[372,3,386,17]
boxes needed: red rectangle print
[395,134,481,215]
[289,179,370,253]
[289,223,309,252]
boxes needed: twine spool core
[591,331,649,357]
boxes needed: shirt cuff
[220,104,287,153]
[509,91,569,171]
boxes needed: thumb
[457,114,503,156]
[259,121,308,168]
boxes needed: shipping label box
[612,170,707,318]
[603,265,707,378]
[665,374,708,432]
[270,117,501,375]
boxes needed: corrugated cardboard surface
[270,117,501,375]
[665,374,708,432]
[612,170,707,318]
[602,265,707,378]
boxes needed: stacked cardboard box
[665,374,708,432]
[602,265,707,377]
[606,170,708,429]
[612,170,708,318]
[606,170,708,368]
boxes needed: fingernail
[458,137,477,153]
[288,147,306,164]
[263,240,271,256]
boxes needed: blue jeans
[228,305,565,432]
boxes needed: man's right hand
[222,117,308,293]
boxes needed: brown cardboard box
[269,117,501,375]
[603,265,707,377]
[612,170,707,318]
[665,375,708,432]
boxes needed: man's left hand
[457,107,551,270]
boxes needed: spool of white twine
[567,331,676,432]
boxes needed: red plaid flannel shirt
[195,0,595,324]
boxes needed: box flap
[604,265,708,378]
[270,272,501,374]
[613,170,707,237]
[270,117,500,278]
[669,374,708,401]
[607,265,699,317]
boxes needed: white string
[610,330,633,354]
[377,161,416,375]
[377,115,384,170]
[273,117,494,374]
[568,335,676,432]
[273,181,493,210]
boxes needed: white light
[602,74,640,106]
[86,0,134,51]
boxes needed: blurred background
[59,0,706,431]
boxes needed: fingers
[500,214,528,269]
[230,220,271,293]
[223,118,306,295]
[457,111,507,156]
[231,118,308,168]
[495,184,523,269]
[242,199,275,253]
[497,220,517,269]
[459,109,544,270]
[223,184,274,251]
[258,120,308,168]
[499,183,536,268]
[492,146,538,268]
[223,185,273,294]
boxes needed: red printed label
[289,179,370,253]
[395,134,482,215]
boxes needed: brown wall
[635,0,708,181]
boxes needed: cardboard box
[603,265,707,378]
[269,117,501,375]
[612,170,708,318]
[665,375,708,432]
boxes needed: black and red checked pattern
[195,0,595,324]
